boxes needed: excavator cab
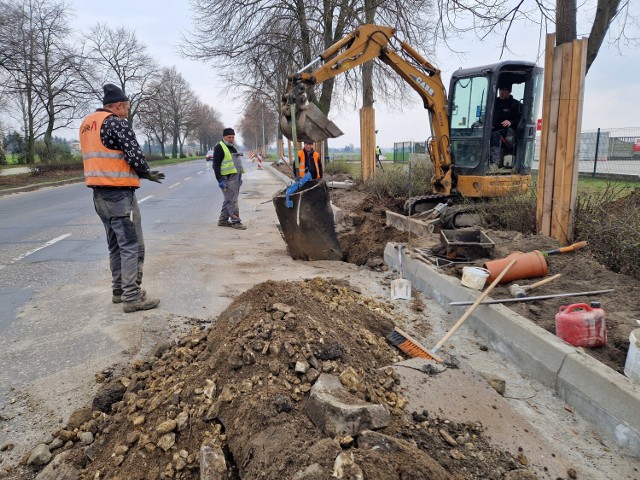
[448,61,543,196]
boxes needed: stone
[481,372,506,396]
[200,445,227,479]
[27,444,51,466]
[156,419,177,434]
[157,433,176,452]
[306,374,390,437]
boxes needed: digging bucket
[273,180,342,261]
[280,102,343,143]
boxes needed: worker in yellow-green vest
[298,140,323,180]
[213,127,246,230]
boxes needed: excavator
[279,24,543,213]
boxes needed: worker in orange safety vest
[298,140,323,180]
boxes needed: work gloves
[147,170,165,183]
[218,180,227,190]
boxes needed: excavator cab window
[449,62,543,178]
[449,76,489,169]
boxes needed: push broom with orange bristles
[388,257,518,363]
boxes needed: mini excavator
[280,24,543,214]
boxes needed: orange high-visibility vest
[298,149,321,179]
[79,111,140,188]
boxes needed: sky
[66,0,640,148]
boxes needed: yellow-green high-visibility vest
[218,141,237,175]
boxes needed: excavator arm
[281,24,453,195]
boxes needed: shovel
[391,245,412,300]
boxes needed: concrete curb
[383,242,640,458]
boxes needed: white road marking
[197,170,204,175]
[11,234,71,264]
[138,195,153,203]
[184,176,193,181]
[168,182,181,189]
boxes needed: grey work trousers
[93,188,145,302]
[219,173,242,224]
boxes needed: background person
[79,83,164,313]
[298,140,323,180]
[213,128,246,230]
[490,85,521,170]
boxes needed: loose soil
[10,279,546,480]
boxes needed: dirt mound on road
[12,278,539,479]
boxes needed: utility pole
[261,105,266,157]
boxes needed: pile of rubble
[8,278,539,480]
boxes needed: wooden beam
[360,106,376,181]
[536,33,556,233]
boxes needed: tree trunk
[555,0,577,45]
[586,0,622,72]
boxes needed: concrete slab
[391,358,572,478]
[384,242,640,458]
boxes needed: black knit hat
[223,128,235,136]
[102,84,128,105]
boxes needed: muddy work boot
[122,296,160,313]
[230,222,247,230]
[218,220,232,227]
[112,289,146,304]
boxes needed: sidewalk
[0,166,30,176]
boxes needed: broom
[388,257,517,362]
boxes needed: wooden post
[360,106,376,181]
[536,35,587,244]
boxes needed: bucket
[624,328,640,383]
[484,250,548,284]
[273,181,342,261]
[461,267,490,290]
[555,303,606,348]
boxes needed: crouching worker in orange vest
[79,83,164,313]
[298,141,323,180]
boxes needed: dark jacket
[493,96,521,130]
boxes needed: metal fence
[532,127,640,178]
[393,141,427,162]
[394,127,640,178]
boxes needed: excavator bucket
[273,180,342,261]
[280,100,343,143]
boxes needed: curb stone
[384,241,640,458]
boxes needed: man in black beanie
[212,127,246,229]
[79,83,165,313]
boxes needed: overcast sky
[68,0,640,148]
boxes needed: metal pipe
[449,289,614,306]
[296,57,322,75]
[592,127,600,178]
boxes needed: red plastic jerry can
[555,302,607,348]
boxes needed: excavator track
[404,194,451,216]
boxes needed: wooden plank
[536,34,556,233]
[566,38,588,240]
[360,107,376,181]
[550,43,573,242]
[541,43,563,236]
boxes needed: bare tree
[0,0,84,163]
[238,96,276,151]
[191,102,224,154]
[182,0,435,119]
[138,80,171,158]
[433,0,636,73]
[82,24,158,125]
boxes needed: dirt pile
[10,278,540,480]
